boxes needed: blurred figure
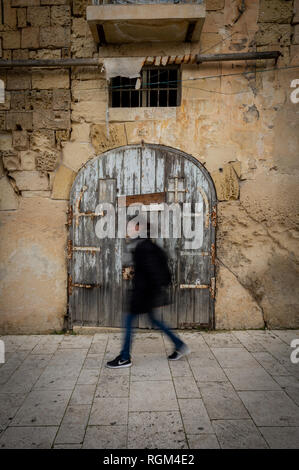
[106,218,190,369]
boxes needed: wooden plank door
[176,158,215,328]
[68,144,216,329]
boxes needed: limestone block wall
[0,0,73,334]
[0,0,298,332]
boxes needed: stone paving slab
[238,390,299,427]
[201,332,241,349]
[95,374,130,399]
[129,380,178,412]
[197,381,250,420]
[258,426,299,449]
[0,393,27,429]
[211,419,268,449]
[178,398,214,434]
[188,351,228,382]
[55,404,91,445]
[1,365,49,394]
[0,426,58,449]
[252,351,291,376]
[173,376,201,399]
[231,331,267,353]
[223,366,281,391]
[187,433,220,449]
[128,411,187,449]
[169,357,193,377]
[212,347,259,369]
[131,354,172,382]
[0,352,31,386]
[272,375,299,406]
[11,389,72,426]
[82,425,127,449]
[90,398,129,426]
[33,364,82,391]
[70,384,96,405]
[0,330,298,449]
[55,424,86,445]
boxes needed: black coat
[128,239,172,314]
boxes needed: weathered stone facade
[0,0,298,333]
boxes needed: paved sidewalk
[0,330,298,449]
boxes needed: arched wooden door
[67,144,217,329]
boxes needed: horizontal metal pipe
[0,51,280,68]
[0,58,101,68]
[195,51,281,63]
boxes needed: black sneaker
[106,354,132,369]
[168,343,191,361]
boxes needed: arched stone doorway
[67,144,217,329]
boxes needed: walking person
[106,219,190,369]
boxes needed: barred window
[109,66,181,108]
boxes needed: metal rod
[0,58,101,68]
[195,51,281,64]
[0,51,281,68]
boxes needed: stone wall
[0,0,298,332]
[0,0,73,333]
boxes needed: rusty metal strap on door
[72,283,101,288]
[180,284,209,289]
[68,275,101,296]
[180,277,216,298]
[211,205,217,227]
[72,247,101,252]
[67,240,101,259]
[73,185,104,226]
[210,277,216,299]
[69,283,101,296]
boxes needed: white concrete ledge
[87,4,205,22]
[87,4,206,43]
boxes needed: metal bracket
[211,205,217,227]
[180,284,209,289]
[211,243,216,265]
[67,239,101,259]
[66,204,73,227]
[209,277,216,299]
[68,275,101,296]
[73,186,103,226]
[180,277,216,298]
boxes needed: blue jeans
[120,311,184,361]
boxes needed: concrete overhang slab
[86,4,206,44]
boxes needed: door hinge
[180,284,209,289]
[211,243,216,265]
[67,240,101,259]
[68,274,73,296]
[66,204,73,227]
[211,205,217,227]
[68,275,101,296]
[180,278,216,298]
[67,239,72,259]
[209,277,216,299]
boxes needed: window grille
[109,66,181,108]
